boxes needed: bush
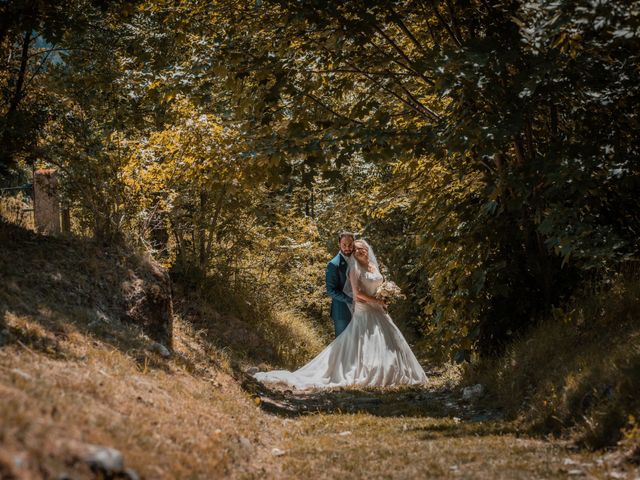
[465,272,640,449]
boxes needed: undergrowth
[465,272,640,454]
[173,273,329,372]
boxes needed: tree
[188,0,640,356]
[0,0,141,179]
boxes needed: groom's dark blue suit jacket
[326,253,353,325]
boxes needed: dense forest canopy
[1,0,638,358]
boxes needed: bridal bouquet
[375,280,405,305]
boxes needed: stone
[84,444,124,473]
[94,308,111,324]
[608,472,626,479]
[121,258,173,347]
[60,441,127,476]
[462,384,485,401]
[11,369,32,381]
[271,448,286,457]
[13,452,28,469]
[149,342,171,358]
[124,468,141,480]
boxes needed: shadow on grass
[410,419,519,440]
[172,286,282,369]
[239,369,505,427]
[0,221,172,371]
[171,270,335,375]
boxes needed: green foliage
[215,0,640,357]
[0,0,141,178]
[3,0,639,359]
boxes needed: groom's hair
[338,231,355,241]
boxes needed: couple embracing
[253,232,427,389]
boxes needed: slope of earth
[1,221,636,479]
[0,222,283,479]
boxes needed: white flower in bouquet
[375,280,405,304]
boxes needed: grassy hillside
[464,272,640,462]
[0,221,292,478]
[1,219,638,479]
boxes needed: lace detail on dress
[361,270,383,296]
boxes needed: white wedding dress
[253,269,427,389]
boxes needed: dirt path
[241,371,637,479]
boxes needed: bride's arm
[355,290,384,305]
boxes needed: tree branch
[307,68,415,77]
[24,48,53,90]
[346,60,438,121]
[8,30,32,115]
[445,0,463,43]
[514,136,526,164]
[387,5,429,56]
[370,23,436,86]
[204,185,227,263]
[429,0,463,47]
[396,81,442,121]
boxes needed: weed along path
[241,369,635,479]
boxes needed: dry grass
[0,194,33,231]
[464,273,640,453]
[2,220,638,479]
[0,309,286,479]
[0,221,286,478]
[174,280,329,372]
[278,413,628,479]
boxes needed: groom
[325,231,355,337]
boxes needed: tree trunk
[198,189,208,273]
[1,29,32,172]
[9,30,32,115]
[549,103,558,138]
[514,136,526,164]
[203,186,227,270]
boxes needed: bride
[253,239,427,389]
